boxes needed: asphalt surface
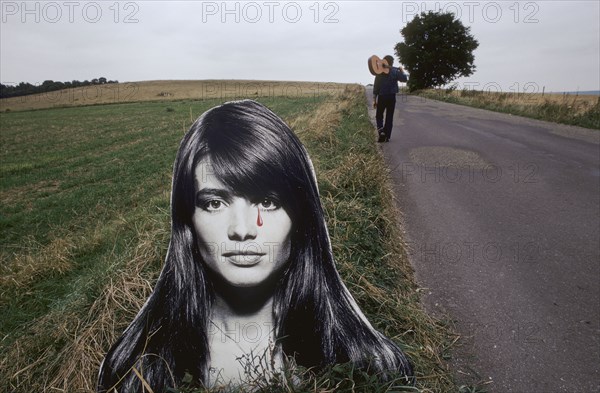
[366,89,600,393]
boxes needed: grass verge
[415,88,599,130]
[0,83,456,392]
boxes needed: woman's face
[192,160,292,288]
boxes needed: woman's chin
[210,261,288,289]
[220,271,270,288]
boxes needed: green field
[0,84,456,392]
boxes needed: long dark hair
[97,100,413,392]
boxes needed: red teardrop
[257,208,263,227]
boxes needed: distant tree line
[0,78,118,99]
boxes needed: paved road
[366,90,600,393]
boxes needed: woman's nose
[227,201,257,241]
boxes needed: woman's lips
[222,252,265,266]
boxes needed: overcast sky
[1,1,599,93]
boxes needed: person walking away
[373,55,408,142]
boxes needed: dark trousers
[375,94,396,140]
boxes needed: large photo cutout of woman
[97,99,413,392]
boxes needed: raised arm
[391,67,408,83]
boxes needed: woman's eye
[258,198,279,210]
[204,200,225,211]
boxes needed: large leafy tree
[396,11,479,91]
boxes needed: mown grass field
[416,88,600,129]
[0,82,456,392]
